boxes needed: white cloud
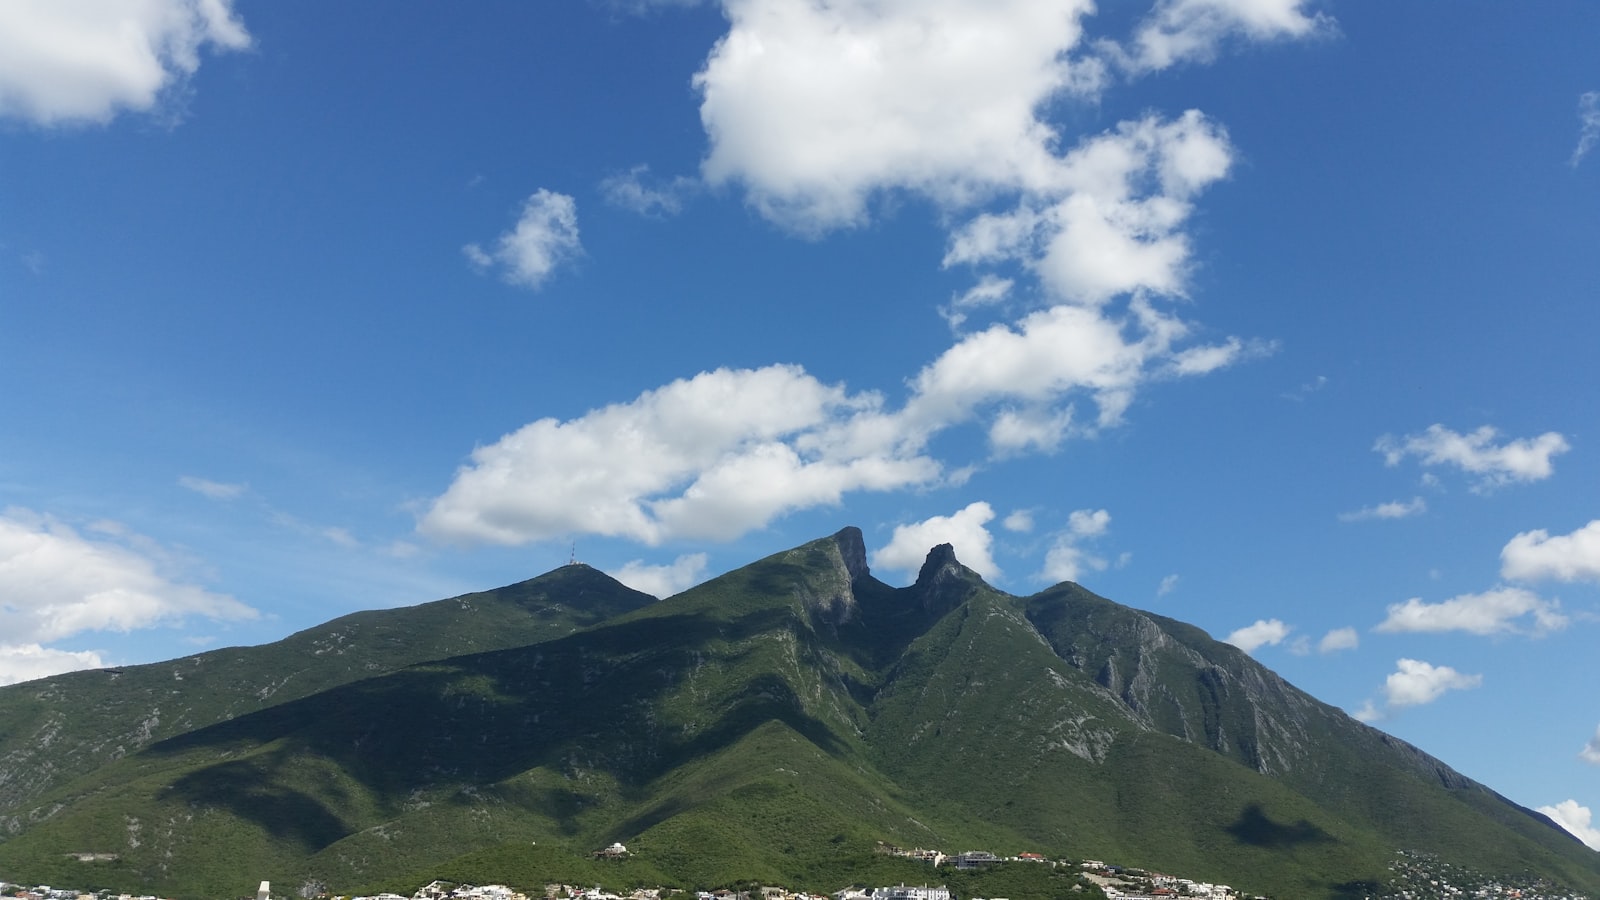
[0,643,108,687]
[904,298,1240,445]
[1375,587,1567,637]
[1501,520,1600,584]
[1572,91,1600,168]
[1040,508,1112,583]
[1224,618,1291,654]
[0,0,250,126]
[426,2,1281,551]
[1581,725,1600,766]
[1537,800,1600,851]
[611,552,708,599]
[1338,496,1426,522]
[178,475,246,500]
[942,111,1235,306]
[1381,658,1481,709]
[1318,626,1358,654]
[942,275,1015,329]
[0,507,257,648]
[1374,424,1569,492]
[1002,509,1034,533]
[600,164,697,217]
[1157,573,1179,596]
[1110,0,1330,74]
[695,0,1103,232]
[873,501,999,583]
[424,291,1249,546]
[421,365,940,546]
[464,189,582,290]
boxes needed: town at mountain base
[0,528,1595,900]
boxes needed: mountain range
[1,527,1595,900]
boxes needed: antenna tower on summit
[568,542,579,566]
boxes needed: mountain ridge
[0,527,1593,900]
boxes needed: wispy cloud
[1338,496,1425,522]
[0,507,257,678]
[1281,374,1327,402]
[464,189,582,290]
[1581,724,1600,766]
[1104,0,1332,74]
[178,475,247,500]
[1571,91,1600,167]
[600,165,697,217]
[1293,627,1357,657]
[1040,508,1113,583]
[1374,424,1569,492]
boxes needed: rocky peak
[831,526,870,584]
[913,543,980,613]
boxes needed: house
[869,885,951,900]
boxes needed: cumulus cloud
[1572,91,1600,168]
[872,501,999,582]
[600,164,697,217]
[942,111,1235,306]
[0,507,256,662]
[421,365,940,546]
[424,290,1247,546]
[695,0,1104,231]
[1374,424,1569,492]
[1224,618,1291,654]
[1380,658,1481,709]
[464,189,582,289]
[0,643,108,687]
[1581,725,1600,766]
[1110,0,1331,73]
[1537,800,1600,851]
[611,552,708,599]
[0,0,250,126]
[1501,520,1600,584]
[1338,496,1425,522]
[424,0,1292,550]
[1375,587,1567,637]
[905,297,1244,451]
[1040,508,1112,583]
[178,475,246,500]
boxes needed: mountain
[0,528,1593,900]
[0,565,656,817]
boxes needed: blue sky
[3,0,1599,852]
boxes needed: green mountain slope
[0,528,1593,900]
[0,565,656,820]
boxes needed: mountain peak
[912,542,983,612]
[831,525,870,583]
